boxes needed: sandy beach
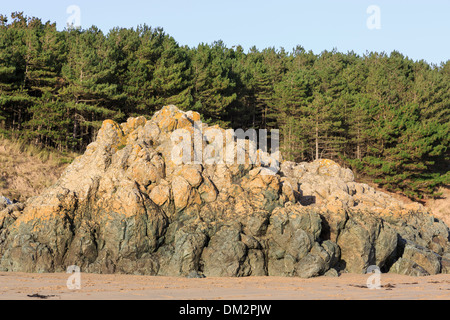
[0,272,448,300]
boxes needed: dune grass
[0,137,78,202]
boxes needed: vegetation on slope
[0,12,448,199]
[0,137,77,201]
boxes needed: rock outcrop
[0,105,449,277]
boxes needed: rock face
[0,105,449,277]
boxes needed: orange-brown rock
[0,105,448,278]
[149,184,170,206]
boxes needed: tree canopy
[0,12,448,199]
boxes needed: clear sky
[3,0,450,65]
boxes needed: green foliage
[189,41,237,126]
[0,12,448,199]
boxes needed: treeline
[0,12,448,199]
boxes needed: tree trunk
[288,122,292,161]
[315,121,319,161]
[357,126,362,160]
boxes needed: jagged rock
[266,206,338,277]
[149,183,170,206]
[389,241,442,276]
[0,105,448,278]
[336,211,398,273]
[324,268,340,277]
[201,225,249,277]
[160,226,207,276]
[389,258,430,277]
[0,196,12,210]
[441,254,450,274]
[186,271,206,279]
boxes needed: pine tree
[106,27,143,116]
[189,41,237,126]
[0,12,447,199]
[271,68,312,161]
[304,50,346,160]
[59,26,125,150]
[0,13,33,134]
[249,47,288,129]
[228,45,253,129]
[150,36,192,110]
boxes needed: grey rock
[441,256,450,274]
[186,271,206,279]
[201,226,248,277]
[390,258,430,277]
[295,254,325,278]
[392,241,442,276]
[0,105,448,279]
[324,268,340,277]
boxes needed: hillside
[0,12,448,200]
[0,138,77,202]
[367,182,450,227]
[425,187,450,227]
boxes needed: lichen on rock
[0,105,448,278]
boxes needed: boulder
[337,211,398,273]
[389,241,442,276]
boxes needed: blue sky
[3,0,450,65]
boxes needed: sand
[0,272,449,300]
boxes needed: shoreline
[0,272,449,300]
